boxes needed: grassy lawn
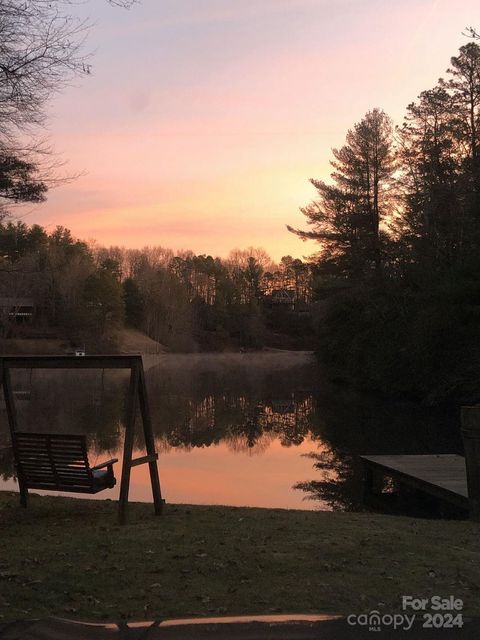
[0,491,479,622]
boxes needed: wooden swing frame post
[0,354,164,524]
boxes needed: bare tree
[0,2,87,139]
[0,0,137,214]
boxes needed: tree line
[291,40,480,403]
[0,221,313,351]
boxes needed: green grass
[0,491,479,622]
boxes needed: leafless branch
[463,27,480,40]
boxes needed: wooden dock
[360,454,469,510]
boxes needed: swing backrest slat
[12,432,95,492]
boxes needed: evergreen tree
[123,278,144,328]
[397,87,462,270]
[289,108,395,279]
[444,43,480,188]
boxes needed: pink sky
[18,0,480,260]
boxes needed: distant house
[263,289,295,311]
[0,297,35,323]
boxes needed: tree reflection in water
[0,356,319,481]
[295,382,464,512]
[295,449,361,511]
[0,355,465,511]
[145,360,318,454]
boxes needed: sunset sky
[22,0,480,261]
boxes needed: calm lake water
[0,352,463,511]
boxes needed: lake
[0,352,463,512]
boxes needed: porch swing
[12,432,118,495]
[1,354,164,524]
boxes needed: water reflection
[295,384,464,513]
[0,353,464,512]
[0,354,323,509]
[145,355,318,454]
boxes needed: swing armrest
[91,458,118,471]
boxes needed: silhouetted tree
[444,44,480,182]
[82,260,125,334]
[397,87,462,270]
[289,109,395,279]
[123,278,144,328]
[0,0,137,217]
[0,154,47,211]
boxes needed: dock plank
[360,454,468,509]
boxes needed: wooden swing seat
[12,432,118,499]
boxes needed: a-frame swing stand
[1,355,163,524]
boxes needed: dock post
[460,406,480,521]
[361,458,375,504]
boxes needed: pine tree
[443,43,480,216]
[397,87,462,269]
[289,108,395,279]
